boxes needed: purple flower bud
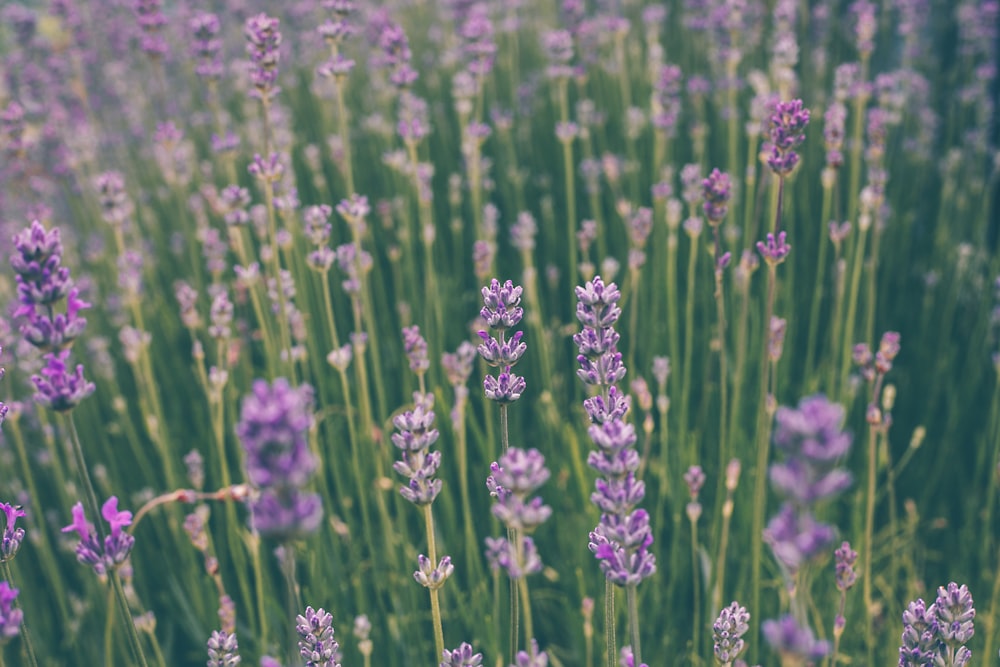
[296,606,341,667]
[207,630,240,667]
[414,554,454,589]
[61,498,136,575]
[32,349,96,411]
[441,642,484,667]
[245,13,282,97]
[402,325,430,375]
[702,168,732,225]
[0,502,25,562]
[767,99,810,176]
[834,541,858,591]
[756,231,791,265]
[934,582,975,646]
[483,371,526,403]
[0,581,22,640]
[477,330,527,367]
[713,602,751,664]
[511,639,548,667]
[684,465,706,500]
[763,615,830,661]
[480,279,524,330]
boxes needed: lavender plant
[0,1,995,665]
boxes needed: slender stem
[110,571,151,667]
[712,487,735,613]
[626,584,641,667]
[283,547,301,667]
[805,177,835,384]
[559,78,577,287]
[690,517,701,662]
[500,404,510,453]
[422,505,446,662]
[0,562,38,667]
[983,545,1000,665]
[862,424,878,667]
[517,576,534,648]
[680,231,701,462]
[605,580,616,667]
[251,534,269,653]
[749,265,777,664]
[840,225,869,398]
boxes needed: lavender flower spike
[763,615,830,663]
[207,630,241,667]
[32,349,96,411]
[767,99,811,176]
[713,602,750,665]
[296,607,341,667]
[0,581,22,640]
[441,642,484,667]
[757,232,791,265]
[61,497,136,575]
[236,379,323,540]
[0,502,26,562]
[702,169,732,226]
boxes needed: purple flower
[480,279,524,330]
[393,393,443,506]
[190,11,223,80]
[61,497,136,575]
[1,502,26,562]
[684,465,706,500]
[763,615,830,662]
[934,583,975,647]
[763,504,837,572]
[414,554,454,589]
[702,168,732,225]
[296,607,341,667]
[510,639,548,667]
[756,231,791,265]
[402,325,430,376]
[32,349,96,412]
[245,13,282,97]
[441,642,483,667]
[207,630,240,667]
[899,598,943,667]
[236,379,322,540]
[834,541,858,591]
[483,369,526,403]
[713,602,750,664]
[0,581,22,640]
[766,99,810,176]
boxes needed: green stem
[680,230,701,463]
[805,177,835,384]
[626,584,641,667]
[690,517,701,662]
[862,424,878,667]
[605,580,616,667]
[839,225,870,398]
[422,505,446,662]
[0,561,38,667]
[110,571,151,667]
[749,265,777,665]
[559,79,578,287]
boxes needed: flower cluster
[713,602,750,665]
[702,168,732,226]
[11,220,95,411]
[766,99,811,176]
[0,502,25,562]
[485,447,551,578]
[190,11,223,81]
[763,615,830,664]
[478,279,527,404]
[61,497,136,576]
[207,629,241,667]
[575,276,655,587]
[899,583,975,667]
[297,606,342,667]
[765,394,852,574]
[245,13,282,97]
[235,379,322,540]
[392,391,443,506]
[0,581,22,641]
[441,642,483,667]
[854,331,901,424]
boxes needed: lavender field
[0,0,997,665]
